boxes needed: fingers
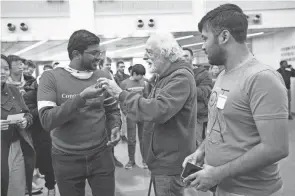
[1,120,10,125]
[183,172,198,184]
[187,175,200,188]
[182,156,190,168]
[97,78,109,85]
[196,183,209,192]
[1,125,9,130]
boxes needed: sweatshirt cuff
[118,90,128,103]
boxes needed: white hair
[147,32,184,62]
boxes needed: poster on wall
[281,45,295,65]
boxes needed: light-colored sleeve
[248,70,288,121]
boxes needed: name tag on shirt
[216,94,227,109]
[285,68,291,71]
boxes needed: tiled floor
[37,118,295,196]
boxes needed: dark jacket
[119,60,197,175]
[1,83,35,196]
[193,67,213,123]
[114,72,130,85]
[277,67,295,89]
[23,80,51,142]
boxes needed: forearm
[215,142,288,180]
[197,140,205,154]
[104,96,122,130]
[38,95,86,131]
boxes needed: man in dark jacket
[183,48,213,144]
[277,60,295,120]
[98,32,197,196]
[114,61,129,85]
[23,79,56,196]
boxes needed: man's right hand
[1,120,10,131]
[80,84,105,100]
[182,149,205,168]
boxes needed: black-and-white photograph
[1,0,295,196]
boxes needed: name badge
[216,94,227,109]
[285,68,291,71]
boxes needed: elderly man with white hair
[97,32,198,195]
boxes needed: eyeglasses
[84,50,102,57]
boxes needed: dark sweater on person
[37,68,121,154]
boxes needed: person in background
[23,60,36,77]
[209,65,220,85]
[120,64,149,170]
[23,69,56,196]
[37,30,121,196]
[99,57,124,168]
[98,32,197,196]
[36,65,53,84]
[114,61,129,85]
[101,57,114,79]
[183,47,213,144]
[1,54,35,196]
[277,60,295,120]
[128,65,133,75]
[52,62,60,69]
[114,61,129,143]
[6,55,35,95]
[183,4,289,196]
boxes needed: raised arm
[37,71,86,131]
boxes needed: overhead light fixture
[14,39,48,55]
[43,37,122,60]
[182,42,203,48]
[100,37,123,45]
[247,32,264,38]
[109,35,194,54]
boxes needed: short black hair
[116,61,124,68]
[1,54,11,69]
[280,60,287,66]
[7,55,22,65]
[67,29,100,60]
[26,60,36,68]
[131,64,146,76]
[128,66,133,73]
[43,64,53,70]
[183,47,193,56]
[198,3,248,43]
[106,57,112,63]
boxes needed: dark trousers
[153,175,184,196]
[32,131,55,189]
[51,146,115,196]
[126,117,144,162]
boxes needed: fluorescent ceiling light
[109,35,194,54]
[43,38,123,60]
[100,37,123,45]
[181,32,264,48]
[247,32,264,38]
[182,42,203,48]
[14,39,48,55]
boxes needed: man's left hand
[97,78,122,99]
[107,127,121,147]
[183,164,223,192]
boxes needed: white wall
[252,28,295,70]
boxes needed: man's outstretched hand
[97,78,123,99]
